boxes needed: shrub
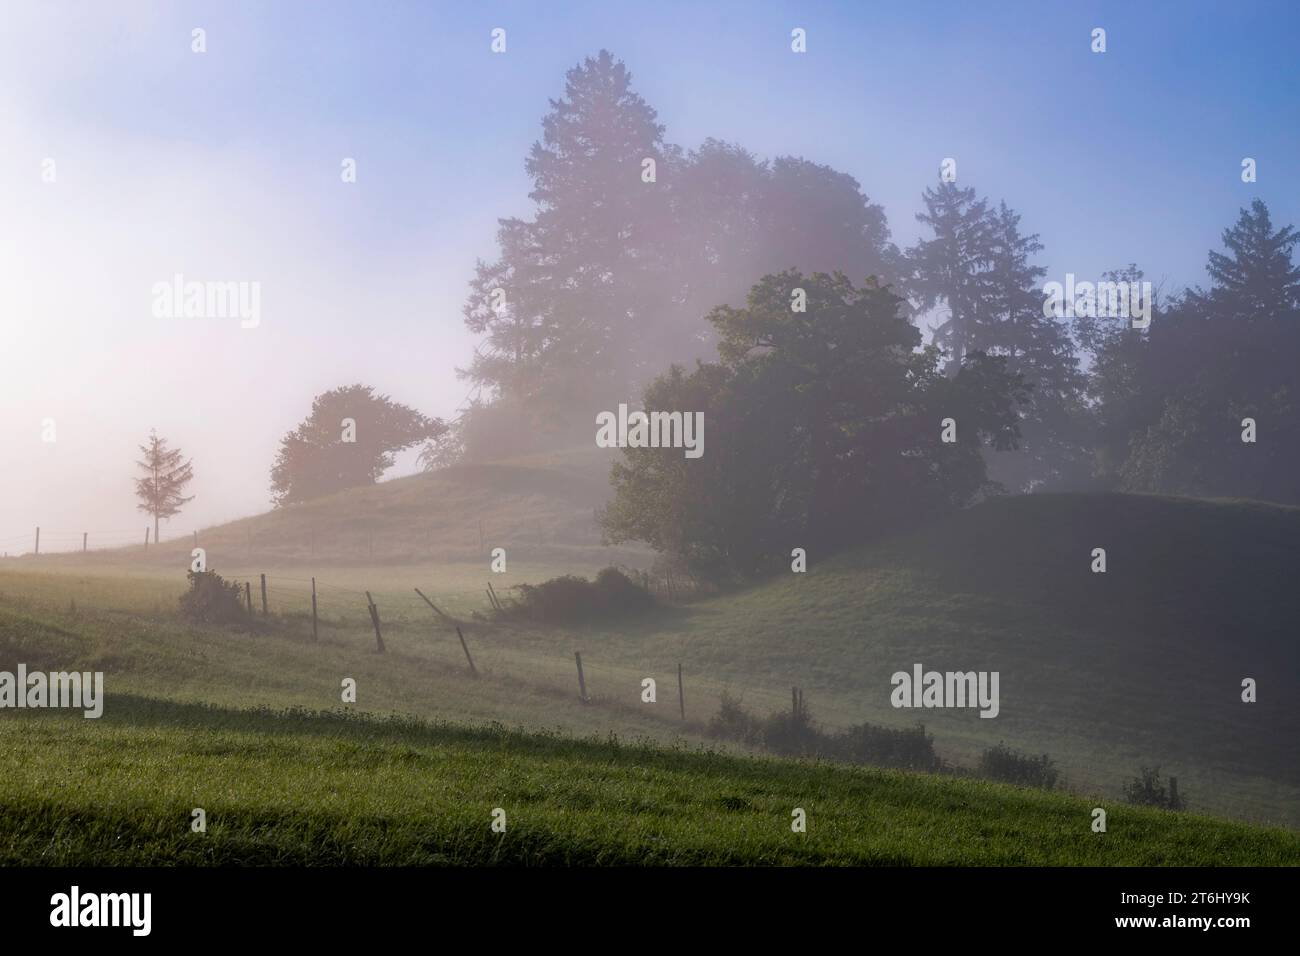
[834,722,943,772]
[178,570,246,626]
[704,692,943,772]
[760,707,828,757]
[977,742,1058,789]
[501,567,655,625]
[706,692,761,746]
[1123,766,1187,810]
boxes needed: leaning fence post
[260,573,268,616]
[574,651,589,704]
[413,587,450,620]
[365,591,386,653]
[455,626,478,676]
[311,577,318,641]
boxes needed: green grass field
[3,697,1295,865]
[1,449,1296,864]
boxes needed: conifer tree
[134,430,195,543]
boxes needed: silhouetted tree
[979,202,1089,491]
[134,430,195,543]
[599,272,1026,581]
[462,50,677,431]
[907,180,994,377]
[910,185,1088,491]
[455,53,904,464]
[1200,198,1300,321]
[1099,201,1300,503]
[270,385,444,506]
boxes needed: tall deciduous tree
[600,272,1026,581]
[270,385,444,506]
[134,430,195,543]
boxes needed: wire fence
[0,516,610,563]
[0,526,200,557]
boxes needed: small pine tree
[134,429,195,544]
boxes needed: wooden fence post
[487,580,503,610]
[82,532,87,553]
[574,651,589,703]
[34,527,40,555]
[245,582,253,616]
[455,626,478,676]
[365,591,385,653]
[413,587,450,621]
[260,574,268,616]
[311,577,318,641]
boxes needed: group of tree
[453,50,901,461]
[451,49,1300,582]
[1085,199,1300,502]
[132,383,444,533]
[598,271,1027,580]
[447,50,1095,494]
[137,51,1300,583]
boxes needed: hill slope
[21,445,635,569]
[602,492,1300,825]
[2,488,1296,829]
[2,696,1295,865]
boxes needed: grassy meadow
[1,448,1297,864]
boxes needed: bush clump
[834,721,943,772]
[1123,766,1187,810]
[706,692,941,771]
[178,569,246,625]
[977,742,1059,789]
[501,567,656,625]
[706,692,762,746]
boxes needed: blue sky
[1,0,1296,544]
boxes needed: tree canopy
[599,272,1027,581]
[270,385,445,506]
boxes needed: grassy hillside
[20,444,638,570]
[2,697,1295,866]
[1,465,1296,840]
[576,492,1300,826]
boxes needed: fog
[2,0,1295,550]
